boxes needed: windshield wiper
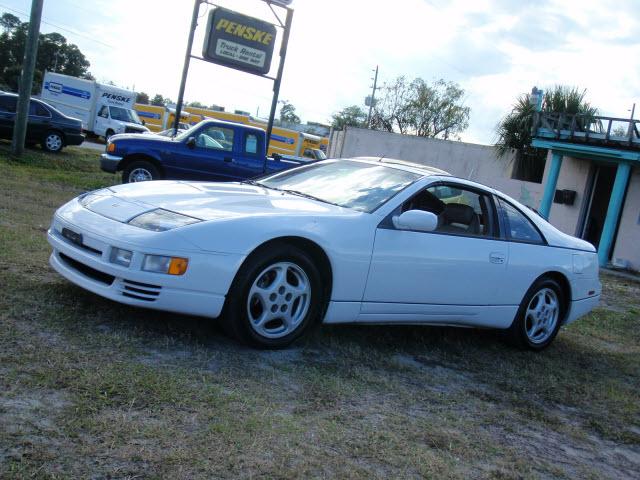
[280,189,341,207]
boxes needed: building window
[511,151,546,183]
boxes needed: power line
[0,3,114,48]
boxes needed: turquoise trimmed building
[531,105,640,269]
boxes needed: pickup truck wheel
[42,131,64,153]
[123,161,160,183]
[221,244,324,349]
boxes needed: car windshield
[109,106,142,124]
[256,159,421,212]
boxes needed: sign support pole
[174,0,202,136]
[264,6,293,172]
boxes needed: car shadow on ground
[45,281,540,362]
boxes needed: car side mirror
[186,136,196,149]
[273,153,281,161]
[393,210,438,232]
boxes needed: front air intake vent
[120,279,162,302]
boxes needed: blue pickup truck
[100,119,305,183]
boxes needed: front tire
[221,243,324,348]
[508,277,565,351]
[42,131,64,153]
[105,129,115,142]
[122,160,160,183]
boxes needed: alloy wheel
[524,287,559,344]
[129,168,153,182]
[246,261,311,339]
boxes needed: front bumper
[47,210,244,319]
[100,153,123,173]
[66,132,85,146]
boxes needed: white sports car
[48,158,601,349]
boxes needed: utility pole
[12,0,44,156]
[366,65,379,128]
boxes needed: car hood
[111,132,164,142]
[80,180,350,222]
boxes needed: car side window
[497,198,544,244]
[0,96,17,113]
[197,126,233,151]
[29,101,50,117]
[244,133,258,155]
[401,184,493,237]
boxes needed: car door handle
[489,252,506,264]
[224,156,233,162]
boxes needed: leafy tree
[0,13,91,93]
[331,105,367,130]
[150,94,165,106]
[279,100,300,124]
[188,101,206,108]
[136,91,149,104]
[495,86,598,181]
[0,12,20,31]
[370,76,414,134]
[371,77,470,139]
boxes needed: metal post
[173,0,201,136]
[367,65,378,128]
[11,0,43,156]
[264,6,294,172]
[597,162,631,267]
[539,151,563,220]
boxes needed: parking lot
[1,144,639,479]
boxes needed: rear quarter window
[498,198,545,244]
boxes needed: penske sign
[203,8,277,76]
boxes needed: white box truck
[41,71,149,140]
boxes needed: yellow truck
[134,104,193,133]
[133,104,165,132]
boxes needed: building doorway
[580,163,617,249]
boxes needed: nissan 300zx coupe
[47,157,601,349]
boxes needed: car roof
[351,156,451,176]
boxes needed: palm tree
[495,86,598,182]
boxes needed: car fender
[174,213,379,302]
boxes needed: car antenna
[378,154,386,162]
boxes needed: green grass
[0,146,639,479]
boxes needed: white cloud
[5,0,639,144]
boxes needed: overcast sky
[3,0,640,143]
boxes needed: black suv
[0,92,84,152]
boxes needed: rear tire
[122,160,160,183]
[105,129,115,142]
[221,243,324,348]
[42,130,64,153]
[507,277,565,351]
